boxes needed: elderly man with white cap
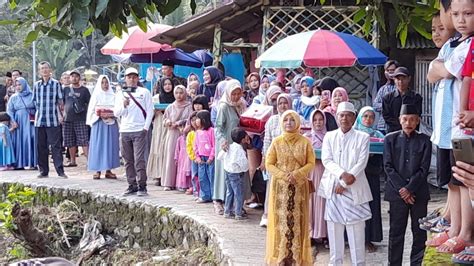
[319,101,372,266]
[114,67,153,196]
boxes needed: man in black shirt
[384,104,431,265]
[62,70,91,167]
[382,67,423,133]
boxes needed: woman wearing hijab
[210,80,228,125]
[215,79,247,214]
[147,78,176,185]
[293,76,316,121]
[262,85,283,114]
[252,74,275,105]
[244,72,260,105]
[265,110,315,265]
[323,87,349,131]
[317,77,340,110]
[354,106,384,252]
[6,77,36,169]
[290,74,303,101]
[259,93,292,227]
[308,109,328,242]
[161,85,193,190]
[198,66,224,103]
[86,75,120,179]
[186,73,200,100]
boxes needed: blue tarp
[139,52,245,91]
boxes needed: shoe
[163,187,171,191]
[213,202,224,215]
[196,198,211,203]
[105,171,117,179]
[37,174,48,178]
[248,202,263,209]
[58,173,68,178]
[64,163,77,167]
[260,217,268,227]
[235,215,248,220]
[223,213,233,219]
[123,186,138,196]
[137,188,148,197]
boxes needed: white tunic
[319,128,373,225]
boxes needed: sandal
[452,246,474,264]
[93,172,100,179]
[430,218,450,233]
[185,188,193,195]
[437,237,473,254]
[426,231,450,247]
[418,207,443,224]
[105,171,117,179]
[64,162,78,167]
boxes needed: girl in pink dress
[175,131,192,191]
[308,109,328,241]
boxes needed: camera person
[114,68,153,196]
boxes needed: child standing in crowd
[192,94,209,111]
[162,85,193,190]
[308,110,328,242]
[293,76,315,120]
[0,112,15,170]
[186,112,200,198]
[194,110,215,203]
[175,128,191,192]
[219,128,251,220]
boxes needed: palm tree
[36,37,83,78]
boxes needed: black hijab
[159,77,175,103]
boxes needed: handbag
[19,96,35,123]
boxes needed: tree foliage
[4,0,197,44]
[310,0,437,46]
[36,37,83,77]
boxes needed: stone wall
[0,182,228,264]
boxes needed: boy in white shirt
[218,128,251,220]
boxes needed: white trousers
[327,220,366,266]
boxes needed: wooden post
[212,24,222,67]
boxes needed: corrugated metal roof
[397,34,436,49]
[151,0,263,51]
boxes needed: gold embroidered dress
[265,110,315,265]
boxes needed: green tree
[35,37,83,78]
[4,0,198,44]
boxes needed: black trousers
[388,199,428,266]
[36,126,64,176]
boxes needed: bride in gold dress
[265,110,316,265]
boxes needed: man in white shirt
[319,102,372,265]
[114,67,153,196]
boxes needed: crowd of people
[0,0,473,263]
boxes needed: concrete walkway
[0,157,447,265]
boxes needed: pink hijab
[324,87,349,116]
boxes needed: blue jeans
[197,156,214,201]
[191,161,199,196]
[224,171,244,216]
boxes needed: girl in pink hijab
[323,87,349,116]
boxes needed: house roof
[151,0,264,51]
[397,34,436,49]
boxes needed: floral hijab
[354,106,384,138]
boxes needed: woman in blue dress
[86,75,120,179]
[7,77,36,169]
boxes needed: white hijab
[86,75,116,126]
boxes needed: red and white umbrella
[100,23,172,55]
